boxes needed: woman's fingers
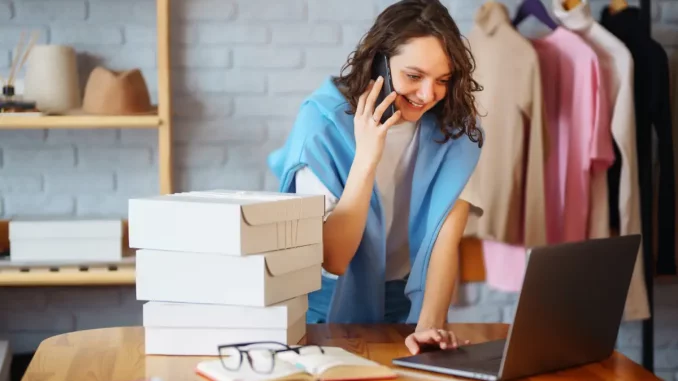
[436,329,452,349]
[372,91,397,125]
[356,80,374,116]
[378,110,402,132]
[364,76,384,116]
[404,329,469,355]
[405,333,421,354]
[449,331,459,348]
[432,329,463,349]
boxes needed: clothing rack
[639,0,654,373]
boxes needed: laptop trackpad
[393,339,506,375]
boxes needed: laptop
[392,234,642,381]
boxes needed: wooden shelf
[0,258,135,286]
[0,271,135,286]
[0,115,161,129]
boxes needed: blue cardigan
[267,77,482,324]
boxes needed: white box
[9,217,122,262]
[143,295,308,329]
[144,316,307,355]
[136,244,323,307]
[128,190,324,255]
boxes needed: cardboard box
[128,190,325,255]
[142,295,308,329]
[144,316,307,355]
[136,244,323,307]
[8,217,122,262]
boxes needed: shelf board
[0,267,136,286]
[0,257,136,286]
[0,115,161,129]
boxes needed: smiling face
[388,36,452,123]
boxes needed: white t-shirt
[294,121,483,280]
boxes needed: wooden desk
[21,324,657,381]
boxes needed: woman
[267,0,484,355]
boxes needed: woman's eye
[407,74,420,80]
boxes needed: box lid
[136,189,325,226]
[9,216,123,239]
[264,244,323,277]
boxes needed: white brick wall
[0,0,676,380]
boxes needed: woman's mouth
[404,97,424,108]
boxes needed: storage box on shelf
[130,190,325,356]
[8,217,124,262]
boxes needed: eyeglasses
[217,341,325,374]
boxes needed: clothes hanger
[562,0,581,10]
[609,0,628,13]
[512,0,559,29]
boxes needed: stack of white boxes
[128,189,325,356]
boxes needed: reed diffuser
[0,30,39,113]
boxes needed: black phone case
[371,53,396,124]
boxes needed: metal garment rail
[639,0,654,373]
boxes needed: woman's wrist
[350,153,378,179]
[415,317,447,332]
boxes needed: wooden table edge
[23,325,661,381]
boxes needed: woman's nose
[416,81,434,102]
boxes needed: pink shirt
[533,27,614,244]
[482,27,615,291]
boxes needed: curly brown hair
[333,0,483,148]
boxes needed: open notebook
[195,346,397,381]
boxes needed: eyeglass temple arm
[217,341,293,350]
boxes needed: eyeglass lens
[219,343,325,374]
[219,347,243,371]
[219,344,281,373]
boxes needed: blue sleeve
[267,101,351,200]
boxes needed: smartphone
[371,53,396,124]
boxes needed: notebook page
[195,358,306,381]
[277,347,381,375]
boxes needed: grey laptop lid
[497,234,642,380]
[391,235,642,380]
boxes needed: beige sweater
[464,1,549,248]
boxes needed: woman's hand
[353,76,402,172]
[404,327,471,355]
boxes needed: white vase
[23,45,81,113]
